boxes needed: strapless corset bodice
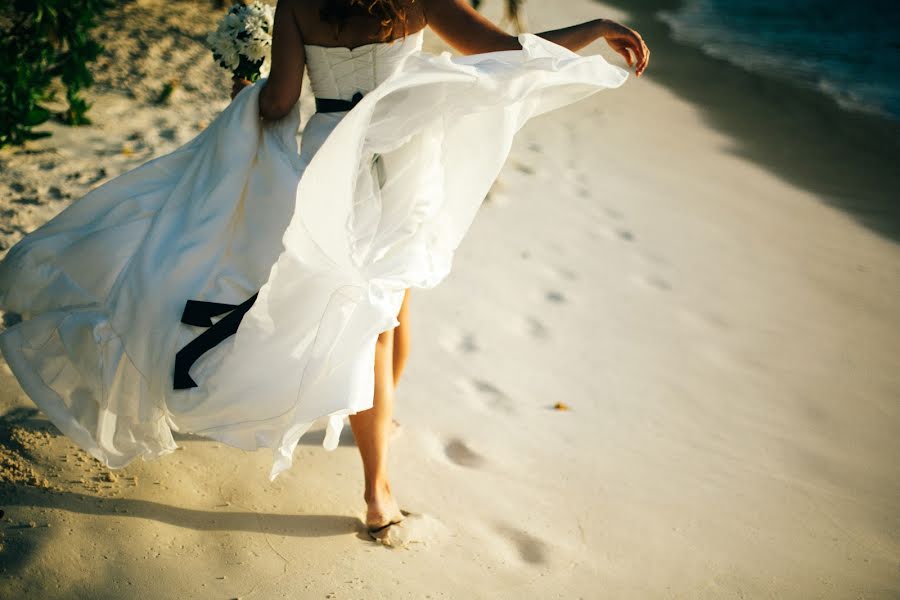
[304,29,425,101]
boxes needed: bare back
[294,0,427,49]
[258,0,646,120]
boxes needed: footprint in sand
[496,524,548,565]
[617,229,635,242]
[555,267,578,281]
[444,438,486,468]
[630,251,674,292]
[458,377,517,415]
[368,511,449,548]
[438,329,480,354]
[631,273,672,292]
[545,290,566,304]
[458,333,479,354]
[537,263,579,285]
[525,316,549,340]
[513,162,536,175]
[604,207,624,220]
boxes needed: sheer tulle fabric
[0,33,627,479]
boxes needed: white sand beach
[1,0,898,598]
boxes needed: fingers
[632,34,650,76]
[231,78,253,100]
[604,21,651,76]
[629,43,643,73]
[617,45,634,67]
[638,41,650,76]
[626,38,646,76]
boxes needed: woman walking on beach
[0,0,647,538]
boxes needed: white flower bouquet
[207,1,275,83]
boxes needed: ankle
[364,479,391,503]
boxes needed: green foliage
[0,0,112,148]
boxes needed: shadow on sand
[1,484,361,538]
[0,406,363,579]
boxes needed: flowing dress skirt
[0,34,628,479]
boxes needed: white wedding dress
[0,29,627,479]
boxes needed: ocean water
[658,0,900,120]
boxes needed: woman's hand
[599,20,650,77]
[231,76,252,100]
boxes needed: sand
[1,0,898,598]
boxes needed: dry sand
[1,0,898,598]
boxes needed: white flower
[244,15,265,37]
[243,42,268,62]
[207,1,274,77]
[225,12,242,30]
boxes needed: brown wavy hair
[319,0,413,42]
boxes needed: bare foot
[369,511,448,548]
[365,482,405,533]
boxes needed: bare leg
[349,327,403,530]
[392,288,411,387]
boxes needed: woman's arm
[256,0,306,120]
[422,0,649,76]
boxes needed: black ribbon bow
[173,293,258,390]
[315,91,364,114]
[174,89,367,390]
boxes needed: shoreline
[596,0,900,244]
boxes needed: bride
[0,0,647,538]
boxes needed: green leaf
[25,106,51,126]
[1,0,111,146]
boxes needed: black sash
[173,293,258,390]
[173,90,367,390]
[315,91,364,113]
